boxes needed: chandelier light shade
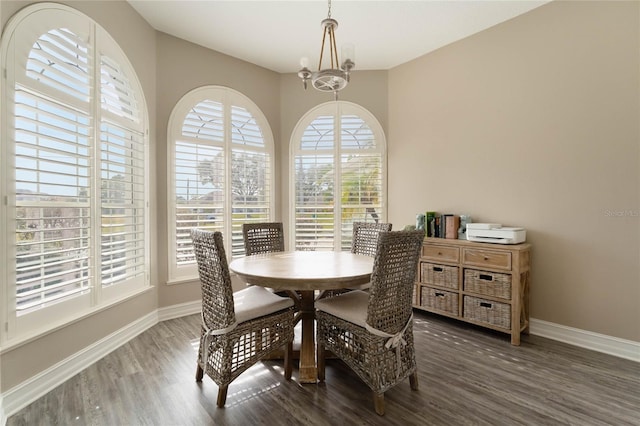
[298,0,355,98]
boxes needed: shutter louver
[173,100,226,267]
[300,115,334,150]
[294,154,335,251]
[182,100,224,142]
[340,115,382,250]
[231,106,265,148]
[100,123,146,286]
[14,88,92,312]
[26,28,90,102]
[174,141,224,267]
[230,106,270,257]
[100,55,140,124]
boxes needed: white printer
[466,223,526,244]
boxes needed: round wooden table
[229,251,374,383]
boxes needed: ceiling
[127,0,549,74]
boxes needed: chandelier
[298,0,355,98]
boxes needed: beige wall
[388,0,639,341]
[0,0,159,391]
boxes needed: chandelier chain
[328,0,332,18]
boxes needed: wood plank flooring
[7,311,640,425]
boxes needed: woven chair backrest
[366,230,425,334]
[243,222,285,255]
[351,222,393,257]
[191,229,236,330]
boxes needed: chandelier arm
[330,27,339,69]
[319,27,328,71]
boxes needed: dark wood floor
[8,310,640,426]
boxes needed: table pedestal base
[298,290,317,384]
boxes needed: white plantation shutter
[173,99,226,269]
[14,89,92,312]
[99,123,146,287]
[230,105,271,257]
[25,28,91,102]
[291,102,386,252]
[98,47,146,289]
[168,88,274,282]
[100,55,140,124]
[2,4,149,337]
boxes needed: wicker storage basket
[421,287,458,315]
[464,269,511,299]
[421,263,458,290]
[413,284,420,306]
[463,296,511,329]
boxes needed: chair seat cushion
[234,286,294,324]
[315,290,369,328]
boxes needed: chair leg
[317,342,326,382]
[409,371,419,390]
[217,385,228,408]
[284,341,293,380]
[195,364,204,382]
[373,392,385,416]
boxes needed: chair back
[191,229,236,329]
[242,222,285,255]
[366,230,425,334]
[351,222,392,257]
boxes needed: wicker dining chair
[316,229,425,416]
[340,221,393,293]
[242,222,285,255]
[191,229,295,407]
[351,221,392,257]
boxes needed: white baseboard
[157,300,201,322]
[1,311,158,421]
[0,396,4,426]
[530,318,640,362]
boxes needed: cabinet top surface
[423,237,531,251]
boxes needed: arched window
[167,86,274,282]
[290,102,386,251]
[0,4,149,340]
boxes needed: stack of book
[425,212,460,239]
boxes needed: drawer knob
[483,256,488,260]
[438,251,442,255]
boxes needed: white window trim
[0,3,150,345]
[288,101,388,251]
[166,86,275,284]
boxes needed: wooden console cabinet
[413,237,531,345]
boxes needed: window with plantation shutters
[168,87,274,283]
[1,4,149,339]
[291,102,386,252]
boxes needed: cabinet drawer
[421,262,458,290]
[422,245,459,263]
[463,248,511,270]
[463,296,511,329]
[421,287,459,316]
[464,269,511,299]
